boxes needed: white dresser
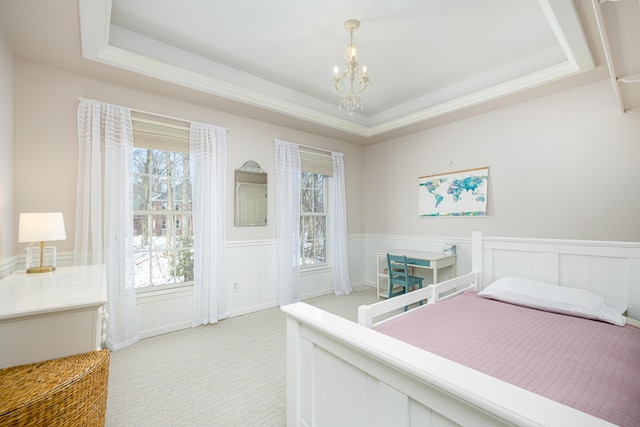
[0,264,107,369]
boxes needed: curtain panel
[75,98,139,351]
[190,122,229,326]
[274,139,301,306]
[330,151,352,295]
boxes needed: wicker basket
[0,350,110,426]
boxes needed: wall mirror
[235,161,267,226]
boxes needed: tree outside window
[300,171,327,266]
[132,148,194,288]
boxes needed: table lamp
[18,212,67,273]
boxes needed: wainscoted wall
[137,286,193,339]
[0,256,18,279]
[0,237,367,339]
[348,234,366,289]
[227,240,278,316]
[1,250,75,278]
[364,234,472,288]
[135,235,369,338]
[363,234,640,318]
[4,233,639,338]
[0,235,464,339]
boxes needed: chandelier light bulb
[330,19,370,116]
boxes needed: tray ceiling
[80,0,595,137]
[1,0,638,144]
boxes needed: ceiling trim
[367,61,584,136]
[538,0,595,70]
[78,0,595,139]
[98,44,374,137]
[78,0,111,60]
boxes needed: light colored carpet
[105,286,378,426]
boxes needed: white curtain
[274,139,301,306]
[75,98,139,351]
[330,151,352,295]
[190,122,228,326]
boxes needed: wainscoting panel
[300,267,333,299]
[2,251,74,278]
[348,235,366,289]
[136,286,193,339]
[227,240,278,316]
[363,235,472,288]
[3,235,639,338]
[127,238,363,338]
[0,256,18,279]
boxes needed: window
[131,114,193,289]
[300,171,327,266]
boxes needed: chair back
[387,254,410,285]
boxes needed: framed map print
[418,167,489,217]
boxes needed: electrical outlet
[232,282,239,292]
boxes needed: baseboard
[138,321,193,339]
[301,288,334,300]
[226,287,340,318]
[228,301,278,318]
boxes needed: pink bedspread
[373,291,640,426]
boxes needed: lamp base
[26,266,56,274]
[25,246,57,273]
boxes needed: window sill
[301,264,331,273]
[136,282,193,297]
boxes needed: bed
[282,232,640,426]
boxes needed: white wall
[0,26,15,268]
[12,62,365,329]
[364,80,640,242]
[14,62,366,252]
[8,60,640,335]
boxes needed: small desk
[0,264,107,369]
[376,250,457,299]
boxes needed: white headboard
[472,231,640,319]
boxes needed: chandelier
[331,19,370,116]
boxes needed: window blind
[131,111,190,153]
[299,147,333,176]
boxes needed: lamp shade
[18,212,67,243]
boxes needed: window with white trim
[299,148,333,267]
[131,112,194,289]
[300,171,327,266]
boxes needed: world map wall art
[418,167,489,217]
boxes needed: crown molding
[78,0,595,139]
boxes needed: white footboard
[282,302,614,427]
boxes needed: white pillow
[478,277,626,326]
